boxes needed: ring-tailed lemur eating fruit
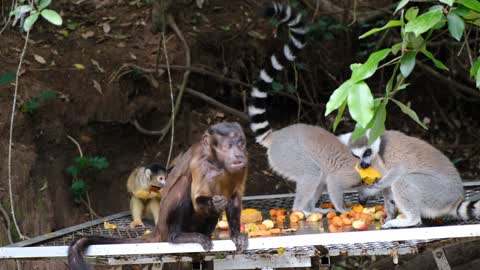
[339,130,480,228]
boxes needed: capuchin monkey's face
[217,134,247,173]
[206,122,248,174]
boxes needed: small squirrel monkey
[127,163,171,228]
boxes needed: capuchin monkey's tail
[68,235,147,270]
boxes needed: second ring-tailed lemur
[339,130,480,228]
[247,2,362,215]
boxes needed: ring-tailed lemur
[339,130,480,228]
[247,2,362,215]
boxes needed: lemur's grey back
[380,130,462,184]
[268,124,360,187]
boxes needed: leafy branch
[326,0,480,143]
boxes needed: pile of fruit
[326,204,387,233]
[215,203,390,237]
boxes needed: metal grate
[21,185,480,258]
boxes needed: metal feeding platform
[2,182,480,269]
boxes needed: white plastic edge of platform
[1,223,480,259]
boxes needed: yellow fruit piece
[306,213,323,222]
[221,211,227,221]
[262,219,274,229]
[355,162,382,185]
[143,229,152,235]
[241,208,263,223]
[291,211,305,219]
[73,63,85,70]
[277,247,285,255]
[103,221,117,230]
[246,223,258,233]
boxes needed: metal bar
[2,224,480,259]
[6,211,131,248]
[432,248,451,270]
[213,254,312,269]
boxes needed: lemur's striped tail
[248,2,307,147]
[455,199,480,220]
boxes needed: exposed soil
[1,0,480,269]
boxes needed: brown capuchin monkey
[67,122,249,270]
[127,163,171,227]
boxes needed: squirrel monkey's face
[150,172,166,188]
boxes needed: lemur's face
[338,132,381,169]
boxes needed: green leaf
[394,0,410,14]
[75,156,90,168]
[325,80,351,116]
[447,13,465,41]
[71,179,86,191]
[23,12,39,32]
[397,83,410,91]
[332,99,347,132]
[404,32,425,49]
[454,6,474,17]
[405,7,419,21]
[272,81,284,92]
[404,8,443,36]
[421,48,449,70]
[38,0,52,11]
[458,0,480,13]
[17,5,32,14]
[391,42,403,55]
[351,48,391,83]
[66,165,79,176]
[440,0,455,6]
[475,67,480,88]
[40,9,62,26]
[351,124,367,142]
[0,71,15,85]
[368,103,387,145]
[400,51,417,77]
[89,157,109,169]
[347,81,375,128]
[469,57,480,78]
[359,20,403,39]
[390,98,428,129]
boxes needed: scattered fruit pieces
[306,213,323,222]
[103,221,117,229]
[241,208,263,223]
[328,224,339,233]
[321,202,334,209]
[217,220,229,230]
[352,219,369,231]
[277,208,287,216]
[352,204,364,213]
[276,215,286,223]
[262,219,274,229]
[362,206,376,215]
[373,210,387,221]
[331,216,343,227]
[289,213,300,223]
[291,211,305,220]
[326,211,337,219]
